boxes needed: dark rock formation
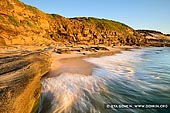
[0,49,51,113]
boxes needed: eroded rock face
[0,0,148,46]
[0,37,6,46]
[0,48,51,113]
[48,17,148,46]
[0,0,169,47]
[137,30,170,47]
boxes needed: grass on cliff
[51,14,63,18]
[21,20,34,27]
[26,5,38,13]
[8,15,20,26]
[76,17,132,34]
[137,30,163,34]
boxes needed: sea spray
[39,47,170,113]
[38,72,112,113]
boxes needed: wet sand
[49,53,94,76]
[49,47,122,77]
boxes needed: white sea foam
[39,48,170,113]
[38,73,110,113]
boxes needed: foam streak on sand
[39,47,170,113]
[38,73,108,113]
[38,49,122,113]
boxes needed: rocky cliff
[0,0,150,46]
[0,0,53,45]
[137,30,170,46]
[0,47,51,113]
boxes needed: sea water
[38,47,170,113]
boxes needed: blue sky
[20,0,170,34]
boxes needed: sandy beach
[48,47,122,77]
[0,45,134,113]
